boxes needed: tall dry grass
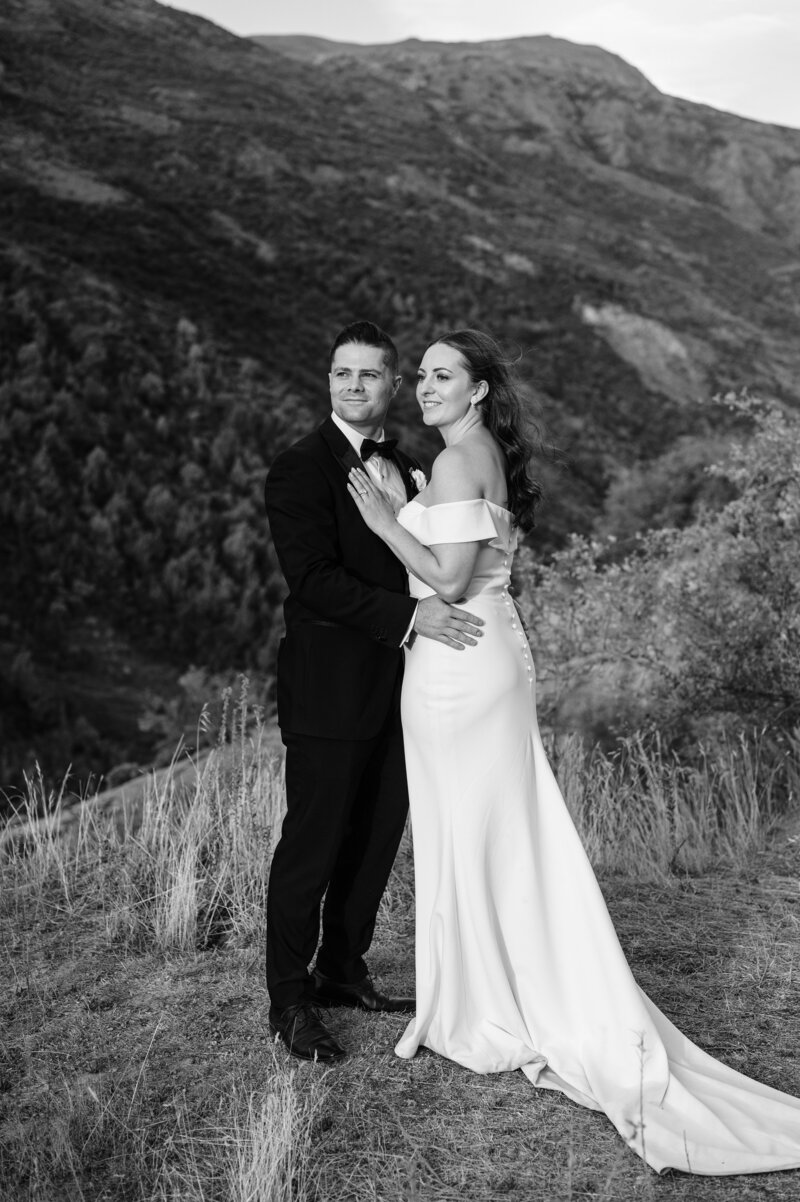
[224,1077,326,1202]
[551,727,799,879]
[7,708,794,924]
[4,681,285,953]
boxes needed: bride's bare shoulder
[428,440,501,503]
[426,445,479,502]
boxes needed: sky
[159,0,800,129]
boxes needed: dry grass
[2,694,800,1200]
[552,729,797,880]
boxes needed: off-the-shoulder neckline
[405,497,512,517]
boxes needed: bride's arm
[348,449,481,603]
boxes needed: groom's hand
[414,596,484,650]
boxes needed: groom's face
[329,343,400,434]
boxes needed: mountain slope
[2,0,800,788]
[254,32,800,399]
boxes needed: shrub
[520,394,800,750]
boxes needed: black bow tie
[360,438,398,462]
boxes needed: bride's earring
[470,381,489,407]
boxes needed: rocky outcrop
[578,302,713,404]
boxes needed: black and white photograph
[2,1,800,1197]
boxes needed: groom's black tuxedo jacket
[265,416,420,741]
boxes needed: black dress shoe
[311,970,415,1014]
[269,1002,346,1063]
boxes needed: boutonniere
[410,468,427,493]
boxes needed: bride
[347,328,800,1176]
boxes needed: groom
[264,320,483,1062]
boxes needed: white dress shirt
[330,411,409,514]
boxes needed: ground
[2,820,799,1200]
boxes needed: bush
[521,394,800,750]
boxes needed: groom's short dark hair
[329,321,399,378]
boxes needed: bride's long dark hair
[429,329,542,531]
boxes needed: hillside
[3,727,800,1198]
[254,31,800,403]
[2,0,800,790]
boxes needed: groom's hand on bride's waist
[413,596,484,650]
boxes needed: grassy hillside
[2,712,799,1199]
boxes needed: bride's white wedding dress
[393,497,800,1175]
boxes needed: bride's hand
[347,467,396,535]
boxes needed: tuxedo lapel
[394,449,422,500]
[319,415,363,479]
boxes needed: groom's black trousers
[266,709,409,1010]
